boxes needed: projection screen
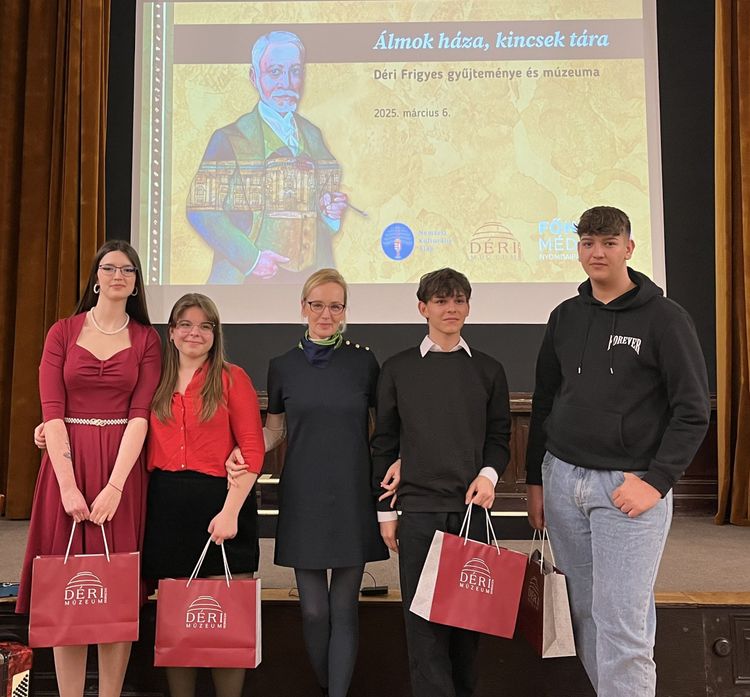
[132,0,664,323]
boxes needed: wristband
[107,481,123,493]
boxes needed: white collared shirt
[419,334,473,358]
[377,336,498,523]
[258,101,301,155]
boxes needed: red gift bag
[154,539,261,669]
[28,523,140,648]
[410,506,527,638]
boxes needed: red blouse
[147,362,264,477]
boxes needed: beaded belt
[63,417,128,427]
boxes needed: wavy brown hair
[151,293,230,423]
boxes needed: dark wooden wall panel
[255,394,718,516]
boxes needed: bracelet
[107,481,123,493]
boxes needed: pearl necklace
[89,309,130,335]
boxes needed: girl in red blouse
[142,293,264,697]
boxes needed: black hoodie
[526,268,710,496]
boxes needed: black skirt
[142,469,259,580]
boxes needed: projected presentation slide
[133,0,664,323]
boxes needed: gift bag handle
[458,504,501,555]
[186,537,233,588]
[528,527,557,567]
[64,521,110,564]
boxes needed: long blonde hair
[152,293,229,422]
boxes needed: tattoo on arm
[63,442,72,460]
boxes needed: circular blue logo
[381,223,414,261]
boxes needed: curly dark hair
[416,268,472,302]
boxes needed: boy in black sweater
[526,207,710,697]
[372,268,511,697]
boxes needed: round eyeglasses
[305,301,346,316]
[174,320,215,334]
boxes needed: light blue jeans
[542,453,672,697]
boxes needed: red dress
[16,313,161,614]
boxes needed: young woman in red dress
[20,240,161,697]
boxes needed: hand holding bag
[29,522,140,647]
[409,505,527,638]
[154,537,262,668]
[516,528,576,658]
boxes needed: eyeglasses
[174,320,215,334]
[305,301,346,316]
[99,264,137,277]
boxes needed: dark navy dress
[269,341,389,569]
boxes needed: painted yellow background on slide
[161,0,652,285]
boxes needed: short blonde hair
[301,268,348,305]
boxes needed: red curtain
[715,0,750,524]
[0,0,109,518]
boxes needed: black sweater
[526,269,710,496]
[371,347,511,512]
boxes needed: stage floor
[2,515,750,696]
[2,514,749,595]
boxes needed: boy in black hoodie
[526,206,709,697]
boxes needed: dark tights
[294,565,364,697]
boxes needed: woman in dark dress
[21,241,161,697]
[228,269,395,697]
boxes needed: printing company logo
[526,575,541,611]
[458,558,495,595]
[381,223,414,260]
[537,218,578,261]
[467,223,521,259]
[64,571,108,606]
[185,596,227,630]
